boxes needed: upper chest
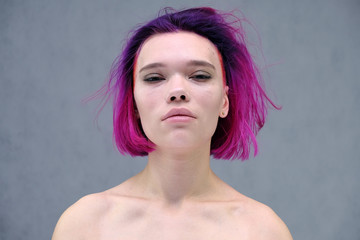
[95,201,255,240]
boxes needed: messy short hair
[99,7,277,160]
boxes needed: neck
[137,145,218,204]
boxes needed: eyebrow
[139,63,166,73]
[138,60,215,73]
[187,60,215,70]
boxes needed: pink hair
[95,7,279,160]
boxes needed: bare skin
[52,168,292,240]
[52,32,292,239]
[52,143,292,240]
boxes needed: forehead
[136,31,221,70]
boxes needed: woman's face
[133,31,229,151]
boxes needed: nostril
[170,96,176,101]
[180,95,186,100]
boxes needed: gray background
[1,0,359,239]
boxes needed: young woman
[52,7,293,239]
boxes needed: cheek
[134,88,160,134]
[198,87,224,113]
[196,88,223,132]
[135,92,152,120]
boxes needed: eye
[189,72,212,81]
[143,74,165,82]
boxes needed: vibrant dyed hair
[99,7,277,160]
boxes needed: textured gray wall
[1,0,359,239]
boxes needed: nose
[166,76,190,103]
[167,89,189,102]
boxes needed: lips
[161,108,196,121]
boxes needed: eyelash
[143,73,212,82]
[189,74,211,81]
[144,76,165,82]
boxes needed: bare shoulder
[231,194,293,240]
[51,182,137,240]
[249,200,293,239]
[51,192,111,240]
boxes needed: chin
[146,129,214,153]
[155,137,211,154]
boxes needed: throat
[138,149,217,203]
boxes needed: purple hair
[100,7,277,160]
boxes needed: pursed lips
[161,108,196,121]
